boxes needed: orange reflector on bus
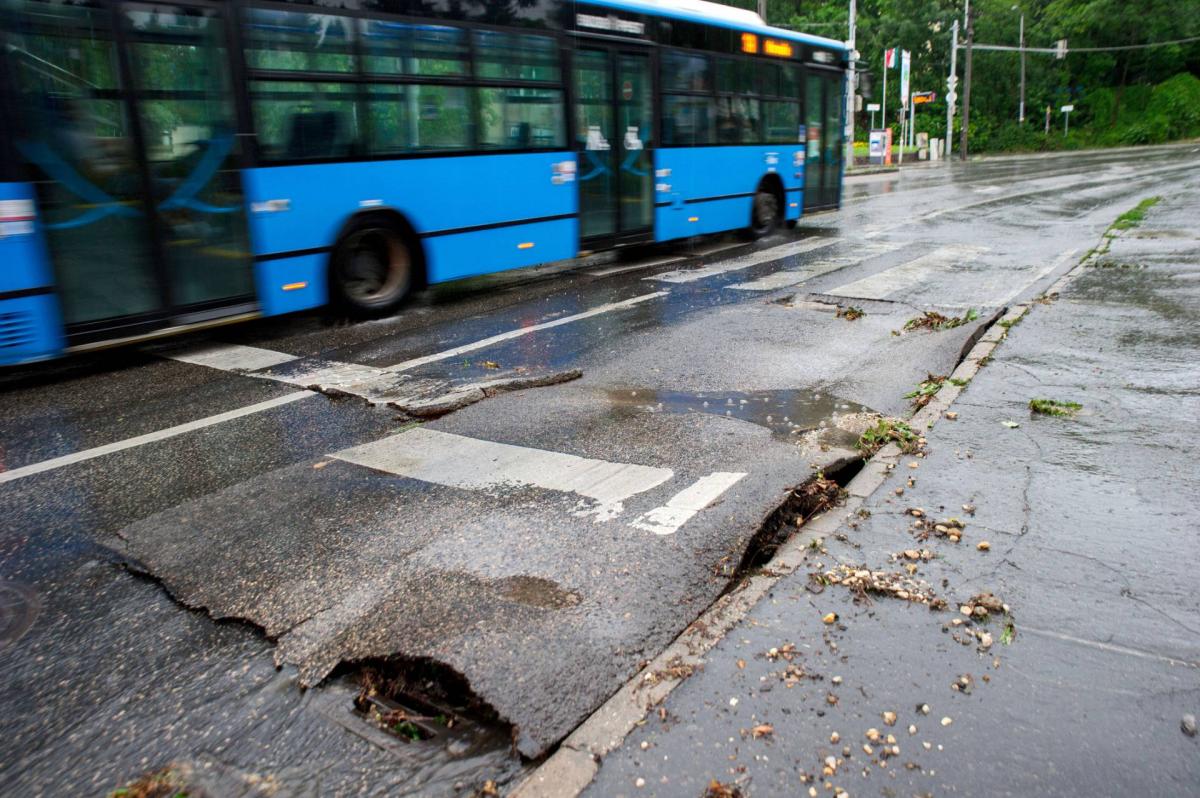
[518,242,535,249]
[789,202,799,208]
[282,282,308,291]
[688,216,699,223]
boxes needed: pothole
[606,388,873,441]
[334,656,520,770]
[725,456,864,581]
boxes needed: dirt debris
[641,656,697,687]
[703,779,745,798]
[907,510,967,543]
[821,564,948,610]
[109,767,198,798]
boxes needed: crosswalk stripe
[631,472,747,536]
[167,343,298,372]
[332,427,674,522]
[827,244,990,301]
[728,242,902,292]
[648,237,842,284]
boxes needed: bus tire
[329,216,417,317]
[746,180,783,239]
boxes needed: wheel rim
[753,191,780,232]
[339,229,410,305]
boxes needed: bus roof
[581,0,850,53]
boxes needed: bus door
[4,0,252,343]
[803,69,844,212]
[573,45,654,248]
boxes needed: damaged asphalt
[1,142,1197,795]
[583,164,1200,798]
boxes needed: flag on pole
[884,48,898,68]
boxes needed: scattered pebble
[882,711,897,726]
[1183,714,1197,737]
[635,777,645,788]
[831,676,843,685]
[830,732,840,744]
[907,724,917,735]
[640,741,650,750]
[729,697,738,707]
[941,717,953,727]
[944,411,958,420]
[976,540,991,551]
[918,704,931,715]
[823,612,838,624]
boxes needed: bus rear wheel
[330,221,414,317]
[748,187,782,239]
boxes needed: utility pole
[946,19,959,158]
[1018,11,1026,123]
[757,0,768,20]
[959,4,974,161]
[845,0,857,168]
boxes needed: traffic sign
[866,103,881,112]
[912,91,937,105]
[1061,104,1074,113]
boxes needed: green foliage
[1029,398,1083,416]
[716,0,1200,155]
[1110,197,1162,230]
[857,418,920,456]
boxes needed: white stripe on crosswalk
[588,256,686,277]
[631,472,747,536]
[827,244,989,301]
[167,343,298,372]
[728,242,903,292]
[647,237,842,284]
[332,427,674,521]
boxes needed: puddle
[606,388,874,443]
[0,581,41,654]
[495,575,581,610]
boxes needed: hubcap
[341,229,409,304]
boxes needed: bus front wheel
[747,186,782,239]
[330,221,415,317]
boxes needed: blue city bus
[0,0,847,365]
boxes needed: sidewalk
[574,197,1200,796]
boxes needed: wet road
[1,142,1196,795]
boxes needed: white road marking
[332,427,674,521]
[995,248,1080,305]
[728,242,902,292]
[588,256,686,277]
[827,245,990,301]
[0,391,312,485]
[167,343,298,372]
[631,472,747,536]
[685,240,746,257]
[648,237,842,284]
[386,291,668,373]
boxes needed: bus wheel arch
[328,209,426,317]
[747,174,785,239]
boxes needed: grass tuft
[1029,398,1082,417]
[856,418,920,457]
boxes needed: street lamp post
[1017,9,1026,124]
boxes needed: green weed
[1029,398,1083,417]
[857,418,920,457]
[904,373,948,409]
[1110,197,1161,231]
[904,308,980,332]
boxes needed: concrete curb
[509,247,1099,798]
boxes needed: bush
[1147,73,1200,139]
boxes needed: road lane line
[728,242,902,292]
[827,244,989,301]
[166,343,299,372]
[0,391,312,486]
[631,472,747,536]
[332,427,674,521]
[588,256,686,277]
[385,291,668,373]
[647,237,842,284]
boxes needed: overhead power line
[967,34,1200,55]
